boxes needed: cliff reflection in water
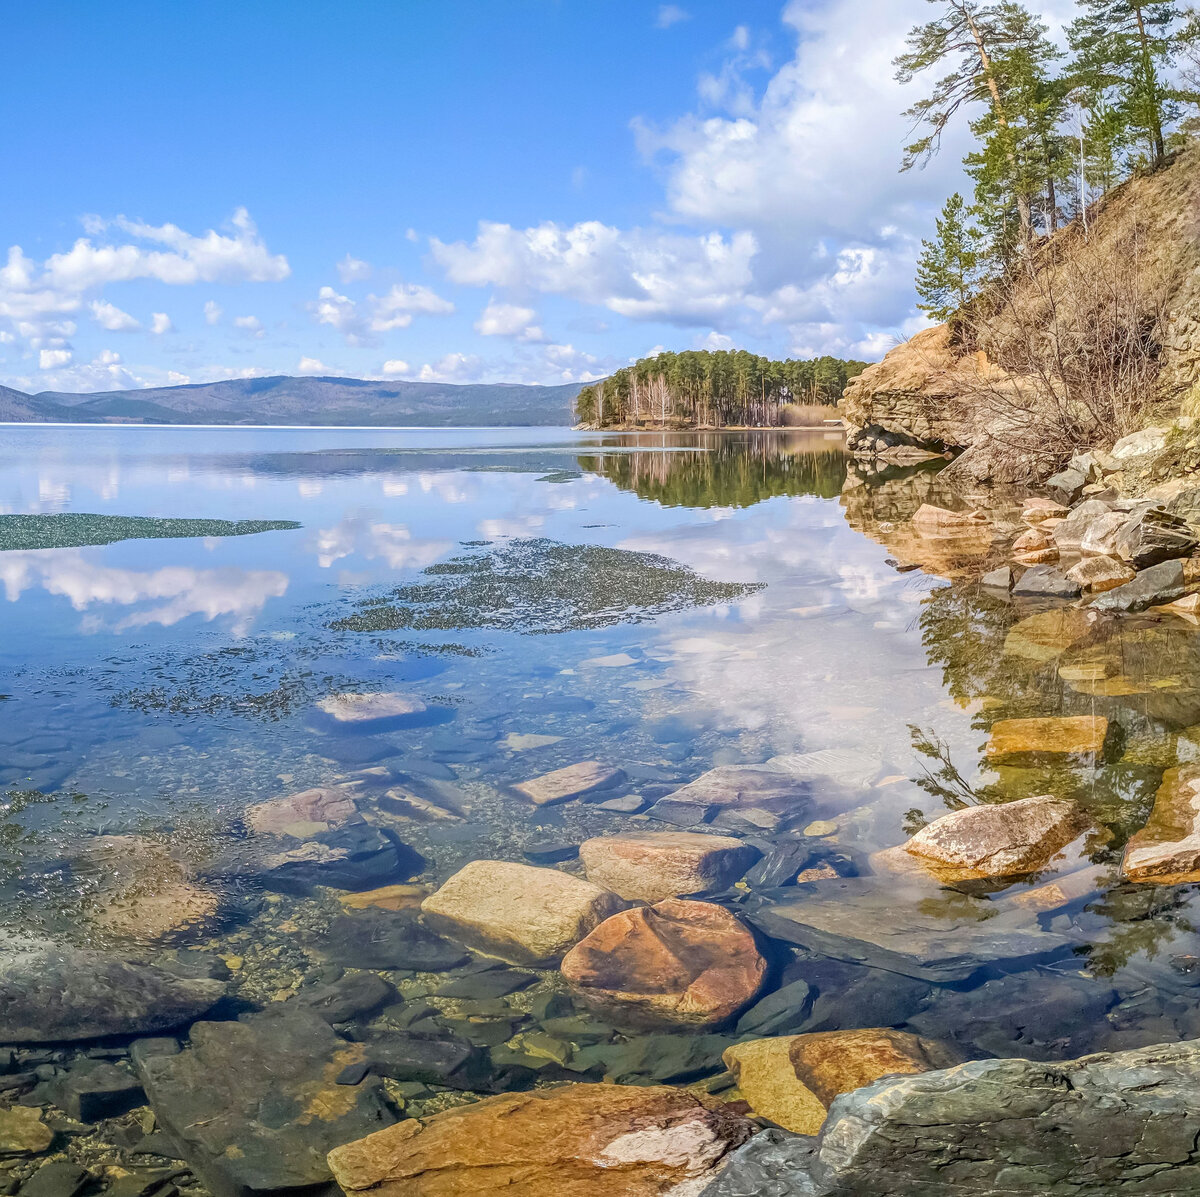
[578,429,848,508]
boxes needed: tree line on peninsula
[573,350,867,430]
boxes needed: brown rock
[0,1106,53,1155]
[911,504,988,535]
[1002,608,1093,663]
[901,794,1094,881]
[338,884,429,912]
[560,898,766,1028]
[246,787,357,837]
[1021,498,1068,525]
[513,761,626,806]
[1158,592,1200,621]
[648,766,811,831]
[1011,527,1058,564]
[1007,864,1108,911]
[985,715,1109,763]
[327,1082,754,1197]
[579,831,759,902]
[420,860,624,966]
[1123,765,1200,884]
[1065,556,1136,594]
[723,1029,961,1135]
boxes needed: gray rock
[980,565,1014,591]
[19,1161,92,1197]
[46,1058,144,1121]
[1112,506,1198,568]
[1010,564,1080,599]
[699,1129,822,1197]
[747,881,1071,982]
[712,1038,1200,1195]
[315,909,471,972]
[1090,559,1185,613]
[648,767,813,830]
[138,1007,395,1197]
[1051,499,1120,552]
[1044,468,1087,505]
[297,971,399,1023]
[734,978,814,1037]
[0,943,224,1043]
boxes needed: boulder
[985,715,1109,764]
[980,565,1014,591]
[1112,506,1198,568]
[561,899,766,1028]
[1050,499,1116,552]
[316,908,470,971]
[1065,556,1135,594]
[1021,498,1068,525]
[138,1007,395,1197]
[245,786,357,837]
[702,1038,1200,1196]
[1010,564,1079,599]
[513,761,626,806]
[910,505,987,534]
[0,1106,52,1155]
[315,692,427,724]
[298,971,399,1023]
[1044,468,1087,505]
[1111,424,1171,461]
[1079,511,1131,556]
[1123,764,1200,884]
[723,1029,962,1134]
[899,794,1093,882]
[648,766,812,831]
[1010,527,1057,564]
[0,942,224,1043]
[327,1082,755,1197]
[45,1058,144,1122]
[579,831,760,901]
[1090,559,1186,613]
[421,860,624,966]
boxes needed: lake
[1,424,1198,1190]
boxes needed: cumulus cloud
[297,356,328,374]
[203,300,223,325]
[310,281,454,344]
[89,300,140,332]
[150,312,172,334]
[474,298,544,341]
[234,314,264,337]
[381,359,411,377]
[337,254,371,283]
[417,353,482,383]
[38,348,72,369]
[656,4,690,28]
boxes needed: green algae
[329,537,764,635]
[0,513,300,552]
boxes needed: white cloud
[369,282,455,331]
[337,254,372,283]
[150,312,173,335]
[297,356,328,374]
[39,348,72,369]
[474,298,544,341]
[204,300,223,325]
[698,331,735,350]
[89,300,140,332]
[234,314,264,337]
[417,353,482,383]
[656,4,690,28]
[381,359,411,377]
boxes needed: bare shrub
[779,402,839,427]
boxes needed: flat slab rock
[316,692,427,723]
[138,1006,395,1197]
[1123,763,1200,884]
[0,941,224,1043]
[985,715,1108,763]
[512,761,626,806]
[748,880,1071,981]
[702,1038,1200,1196]
[579,831,759,902]
[328,1081,755,1197]
[649,766,814,831]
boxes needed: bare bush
[779,402,839,427]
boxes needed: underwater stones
[723,1029,962,1135]
[911,504,987,534]
[0,944,224,1042]
[1002,607,1092,663]
[560,898,766,1028]
[0,1106,52,1155]
[981,564,1014,590]
[748,880,1070,982]
[1123,764,1200,884]
[985,715,1109,764]
[579,831,760,902]
[1010,563,1080,598]
[298,971,399,1024]
[899,794,1094,882]
[337,884,429,912]
[1161,592,1200,619]
[139,1006,394,1197]
[356,1030,485,1090]
[1021,498,1068,525]
[327,1083,755,1197]
[1090,559,1186,613]
[503,732,563,751]
[46,1058,144,1121]
[245,786,357,837]
[1044,468,1088,505]
[421,860,624,967]
[1112,506,1198,569]
[513,760,626,806]
[649,766,812,830]
[1011,527,1057,563]
[1006,863,1108,912]
[316,691,427,724]
[317,909,470,971]
[734,978,815,1038]
[1065,555,1136,594]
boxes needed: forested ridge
[574,350,868,429]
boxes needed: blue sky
[0,0,1071,394]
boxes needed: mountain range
[0,375,586,427]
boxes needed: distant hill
[0,375,586,427]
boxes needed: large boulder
[897,794,1093,882]
[561,899,766,1028]
[245,786,357,837]
[1065,555,1135,594]
[1123,763,1200,883]
[985,715,1108,764]
[1049,499,1115,552]
[723,1030,962,1135]
[138,1007,395,1197]
[327,1082,755,1197]
[1090,559,1187,613]
[1010,564,1079,598]
[1079,511,1131,556]
[579,831,760,901]
[513,761,626,806]
[1112,506,1198,568]
[420,860,624,966]
[702,1039,1200,1196]
[0,941,224,1043]
[647,766,812,832]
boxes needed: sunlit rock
[1003,607,1093,663]
[1079,511,1130,556]
[648,766,813,830]
[246,786,357,838]
[421,860,624,966]
[985,716,1109,764]
[1112,507,1198,568]
[1065,556,1136,594]
[561,898,766,1028]
[1021,498,1068,525]
[1123,764,1200,884]
[1011,526,1058,563]
[316,691,427,724]
[1051,499,1118,552]
[579,831,759,902]
[513,760,626,806]
[1090,559,1186,613]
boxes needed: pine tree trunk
[1132,4,1165,165]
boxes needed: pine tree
[915,194,985,321]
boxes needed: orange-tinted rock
[1011,527,1058,564]
[578,831,759,902]
[1123,764,1200,883]
[1065,556,1136,594]
[246,787,357,838]
[985,716,1109,763]
[900,794,1094,881]
[1021,498,1068,525]
[560,898,766,1028]
[338,884,429,912]
[513,761,626,806]
[327,1082,754,1197]
[911,504,987,535]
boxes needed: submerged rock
[1090,559,1186,613]
[910,505,987,534]
[985,715,1109,764]
[139,1007,394,1197]
[648,766,813,831]
[328,1082,755,1197]
[0,1106,52,1155]
[317,908,470,971]
[561,898,766,1028]
[421,860,624,966]
[245,786,357,837]
[578,831,759,901]
[513,761,626,806]
[1123,764,1200,884]
[723,1029,962,1134]
[899,794,1094,881]
[0,942,224,1042]
[315,692,427,725]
